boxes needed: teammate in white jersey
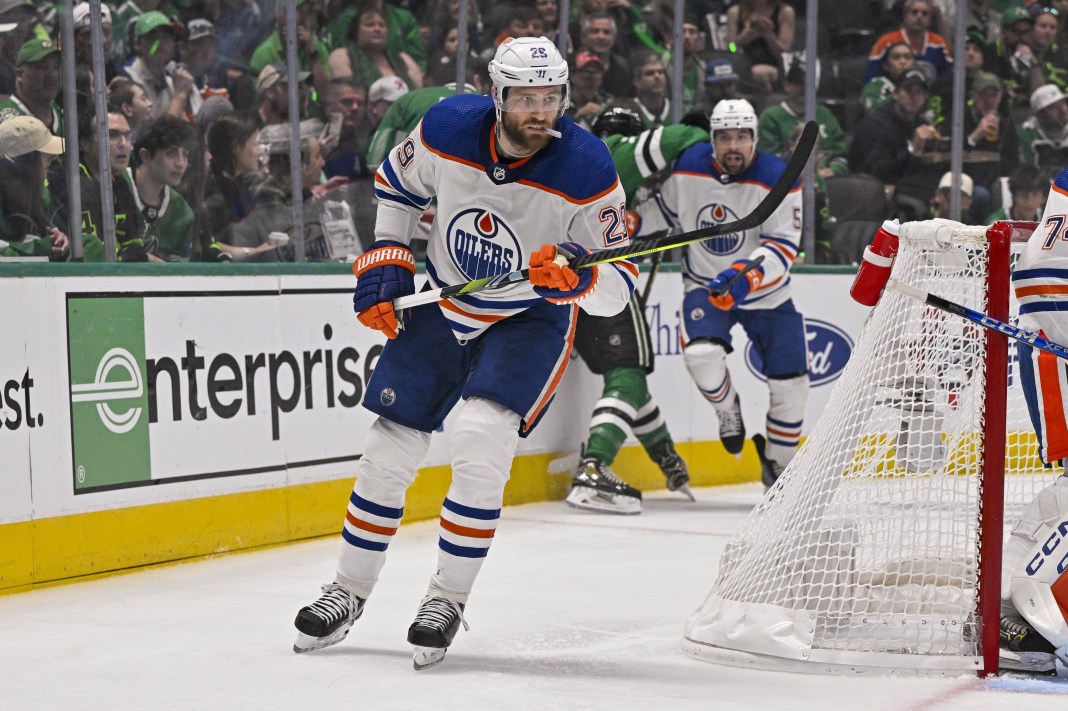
[291,36,637,670]
[1000,171,1068,673]
[644,99,808,487]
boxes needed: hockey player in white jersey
[1000,170,1068,673]
[644,99,808,487]
[291,36,637,670]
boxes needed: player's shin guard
[685,340,744,454]
[336,418,431,598]
[764,373,808,468]
[428,397,519,601]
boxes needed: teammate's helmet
[591,107,644,138]
[710,99,758,167]
[488,36,570,118]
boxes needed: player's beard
[498,111,552,157]
[719,147,753,175]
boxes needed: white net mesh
[683,220,1059,674]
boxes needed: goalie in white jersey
[643,99,808,487]
[291,36,637,670]
[1000,170,1068,673]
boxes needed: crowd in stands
[0,0,1066,263]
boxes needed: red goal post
[682,219,1059,677]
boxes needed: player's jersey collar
[478,112,542,185]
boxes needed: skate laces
[305,583,360,624]
[414,597,470,633]
[580,458,627,486]
[719,398,744,437]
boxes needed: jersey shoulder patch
[742,152,798,190]
[673,142,714,175]
[522,117,620,202]
[419,94,494,165]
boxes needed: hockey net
[682,219,1060,676]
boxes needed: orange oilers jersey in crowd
[645,144,802,310]
[372,94,637,341]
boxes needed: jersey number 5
[600,204,628,247]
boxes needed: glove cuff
[353,242,415,278]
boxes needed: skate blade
[674,484,696,502]
[565,487,641,515]
[413,645,447,671]
[292,625,352,654]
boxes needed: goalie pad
[1003,475,1068,664]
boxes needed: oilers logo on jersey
[695,203,744,255]
[447,208,521,280]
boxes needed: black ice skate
[293,582,365,653]
[407,596,469,670]
[650,441,695,501]
[752,434,784,490]
[999,613,1059,675]
[565,456,642,515]
[717,395,746,456]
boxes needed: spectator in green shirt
[758,59,848,177]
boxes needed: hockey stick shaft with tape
[392,122,818,310]
[887,278,1068,360]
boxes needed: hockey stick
[392,121,817,310]
[710,255,765,297]
[887,279,1068,360]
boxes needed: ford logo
[744,319,853,387]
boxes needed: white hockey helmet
[489,36,569,118]
[710,98,758,166]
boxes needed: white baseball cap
[938,171,973,197]
[0,116,65,159]
[1031,83,1068,113]
[368,76,409,103]
[73,2,112,29]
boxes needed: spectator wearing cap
[576,12,631,99]
[1024,5,1068,93]
[862,42,916,113]
[0,38,62,135]
[758,59,848,178]
[72,2,120,83]
[0,0,38,95]
[957,70,1020,191]
[848,67,938,185]
[930,170,977,221]
[988,5,1035,105]
[724,0,796,92]
[249,0,331,96]
[107,75,155,137]
[122,11,199,120]
[367,75,408,132]
[320,77,372,179]
[603,51,671,128]
[179,19,232,107]
[0,115,68,259]
[703,58,740,112]
[325,0,426,74]
[230,120,334,262]
[1019,83,1068,180]
[256,63,313,125]
[865,0,952,83]
[568,50,608,129]
[330,7,423,93]
[984,163,1048,223]
[678,16,708,115]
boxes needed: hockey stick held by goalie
[392,122,819,311]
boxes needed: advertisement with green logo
[68,297,152,491]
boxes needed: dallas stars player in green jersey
[565,107,708,515]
